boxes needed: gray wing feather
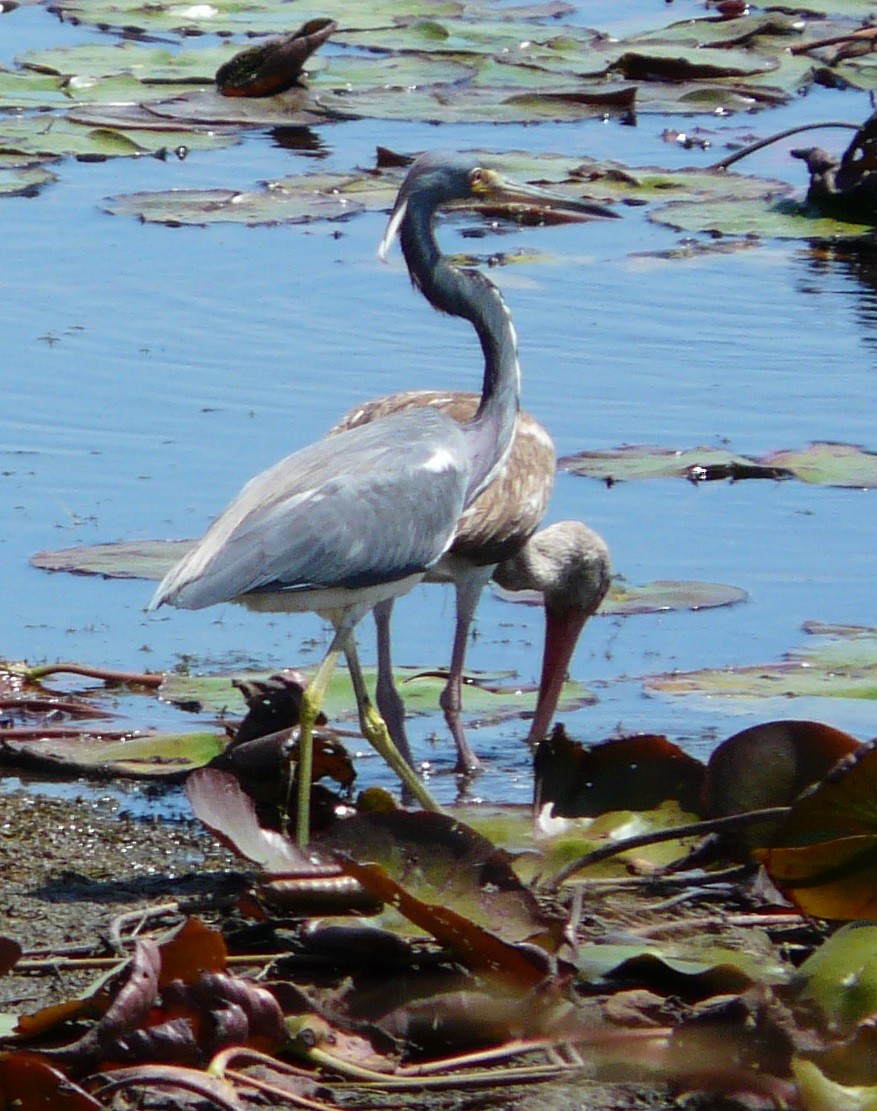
[151,409,469,610]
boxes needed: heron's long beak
[478,170,619,223]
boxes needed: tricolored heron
[331,389,556,772]
[493,519,611,746]
[149,152,615,844]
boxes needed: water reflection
[801,241,877,354]
[269,126,328,157]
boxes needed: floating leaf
[0,729,225,779]
[648,626,877,703]
[0,157,56,197]
[651,193,874,239]
[603,579,748,615]
[560,444,774,482]
[761,442,877,487]
[0,115,233,160]
[31,539,194,580]
[45,0,467,37]
[160,663,591,726]
[560,441,877,487]
[103,185,361,227]
[19,40,231,84]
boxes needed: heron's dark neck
[401,206,520,504]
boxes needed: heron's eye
[469,167,488,194]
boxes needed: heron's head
[379,151,617,261]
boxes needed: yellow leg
[289,631,346,847]
[343,637,442,813]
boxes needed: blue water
[1,2,875,805]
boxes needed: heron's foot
[360,700,443,813]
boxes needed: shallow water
[2,2,875,805]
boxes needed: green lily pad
[559,441,877,487]
[157,665,592,724]
[560,445,756,482]
[103,173,373,226]
[31,538,195,580]
[577,940,787,987]
[44,0,466,36]
[762,442,877,487]
[19,41,235,84]
[0,115,235,160]
[0,157,57,197]
[794,924,877,1033]
[495,578,748,615]
[0,68,68,110]
[651,193,875,239]
[0,729,225,779]
[567,156,788,207]
[646,626,877,702]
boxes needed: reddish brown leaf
[0,936,22,976]
[0,1052,101,1109]
[15,997,105,1041]
[535,726,705,817]
[338,858,552,988]
[158,918,227,988]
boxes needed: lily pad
[0,115,235,160]
[31,539,195,580]
[45,0,466,37]
[576,941,786,992]
[651,193,875,239]
[103,180,366,227]
[0,729,225,779]
[496,577,748,614]
[0,68,68,110]
[19,41,234,84]
[646,625,877,703]
[559,441,877,488]
[0,157,56,197]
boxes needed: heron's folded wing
[151,410,469,610]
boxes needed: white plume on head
[378,197,408,262]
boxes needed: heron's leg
[438,565,495,774]
[372,599,416,769]
[343,634,442,813]
[289,613,359,847]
